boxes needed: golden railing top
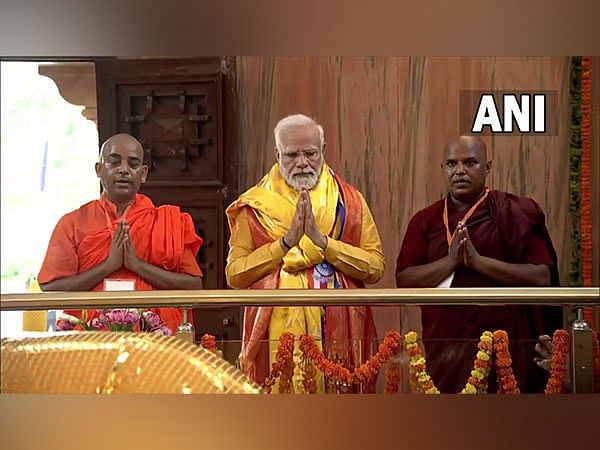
[0,287,598,310]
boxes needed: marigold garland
[300,354,318,394]
[261,328,595,394]
[492,330,521,394]
[405,331,440,394]
[544,330,569,394]
[200,334,217,354]
[384,361,401,394]
[353,330,402,386]
[278,359,295,394]
[299,334,353,387]
[408,361,420,393]
[298,330,402,391]
[461,331,493,394]
[262,332,295,394]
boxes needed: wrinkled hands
[283,191,307,248]
[302,190,328,249]
[105,220,143,273]
[283,189,327,251]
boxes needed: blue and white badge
[313,262,335,288]
[315,262,334,277]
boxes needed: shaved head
[443,136,487,161]
[441,136,491,206]
[100,133,144,162]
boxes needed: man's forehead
[102,143,143,159]
[444,138,486,160]
[281,144,320,153]
[101,134,143,158]
[281,125,320,141]
[104,150,142,159]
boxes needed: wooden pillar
[38,62,97,126]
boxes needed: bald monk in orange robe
[38,133,203,333]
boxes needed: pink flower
[151,327,173,336]
[57,320,74,331]
[104,309,139,326]
[123,311,140,325]
[104,309,122,324]
[90,318,103,329]
[142,311,162,330]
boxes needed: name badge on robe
[103,279,136,291]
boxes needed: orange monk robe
[38,194,203,333]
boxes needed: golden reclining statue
[1,332,261,394]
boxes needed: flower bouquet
[57,309,173,336]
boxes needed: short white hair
[274,114,324,153]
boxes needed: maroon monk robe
[396,190,562,393]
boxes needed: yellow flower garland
[405,331,440,394]
[461,331,493,394]
[405,330,493,394]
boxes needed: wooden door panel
[116,81,222,183]
[180,205,223,289]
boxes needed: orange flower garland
[262,332,295,394]
[200,334,217,354]
[544,330,569,394]
[493,330,520,394]
[276,332,296,394]
[299,330,402,390]
[353,330,402,386]
[461,331,493,394]
[256,329,593,394]
[384,361,401,394]
[405,331,440,394]
[300,354,318,394]
[299,334,353,386]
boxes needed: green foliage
[1,266,20,278]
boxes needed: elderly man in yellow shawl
[226,114,385,393]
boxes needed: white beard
[280,160,324,191]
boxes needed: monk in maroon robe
[396,136,562,393]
